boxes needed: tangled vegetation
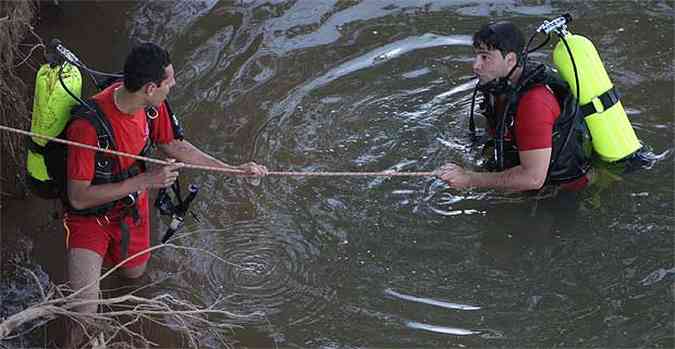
[0,1,41,198]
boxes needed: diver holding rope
[436,15,648,192]
[31,42,267,348]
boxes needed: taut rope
[0,125,436,177]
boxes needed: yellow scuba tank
[26,63,82,183]
[552,32,641,162]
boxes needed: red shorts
[63,193,151,268]
[559,173,590,192]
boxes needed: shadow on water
[2,0,673,348]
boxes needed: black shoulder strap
[514,63,549,95]
[74,100,122,183]
[72,99,118,151]
[163,99,185,140]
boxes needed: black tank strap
[28,139,46,154]
[580,86,621,117]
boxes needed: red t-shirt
[66,82,176,216]
[513,85,560,151]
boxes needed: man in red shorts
[436,21,591,192]
[63,43,267,347]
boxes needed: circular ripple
[206,220,336,327]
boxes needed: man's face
[472,44,512,85]
[145,64,176,107]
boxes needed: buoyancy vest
[53,95,183,259]
[57,100,160,259]
[481,63,592,184]
[30,98,158,218]
[62,100,155,216]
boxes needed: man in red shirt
[436,22,590,192]
[64,43,267,347]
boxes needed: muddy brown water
[1,1,673,348]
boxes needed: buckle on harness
[145,106,159,119]
[121,193,137,208]
[96,215,111,226]
[592,97,605,114]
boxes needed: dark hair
[123,43,171,92]
[472,21,525,61]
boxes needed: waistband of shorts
[64,211,128,226]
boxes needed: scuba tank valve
[537,14,572,35]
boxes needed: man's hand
[236,162,268,177]
[436,163,473,189]
[67,159,182,210]
[139,160,183,190]
[158,140,269,177]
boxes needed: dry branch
[0,233,266,347]
[0,0,38,197]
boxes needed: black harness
[64,100,159,258]
[67,100,154,216]
[478,63,592,185]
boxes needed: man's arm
[438,148,551,191]
[68,163,181,210]
[157,139,267,175]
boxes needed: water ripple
[206,220,336,327]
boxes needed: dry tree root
[0,1,47,199]
[0,1,36,160]
[0,239,266,348]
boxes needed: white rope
[1,124,437,177]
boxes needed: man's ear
[505,52,519,68]
[144,82,157,96]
